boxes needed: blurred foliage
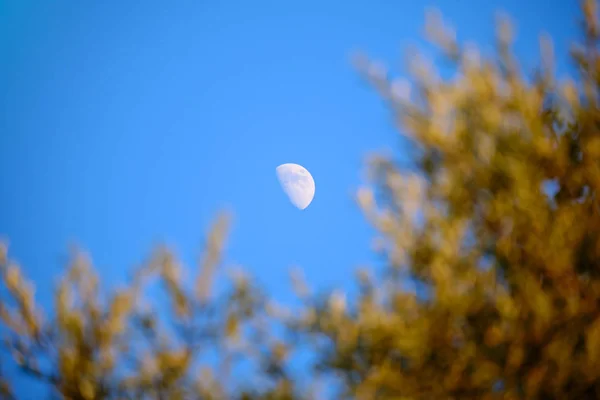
[0,214,302,399]
[4,1,600,399]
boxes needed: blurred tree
[3,0,600,399]
[0,214,301,399]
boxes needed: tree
[3,1,600,399]
[0,213,306,399]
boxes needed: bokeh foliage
[3,1,600,399]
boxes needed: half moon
[276,163,315,210]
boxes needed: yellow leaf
[586,316,600,366]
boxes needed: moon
[276,163,315,210]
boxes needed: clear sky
[0,0,578,397]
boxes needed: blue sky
[0,0,578,397]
